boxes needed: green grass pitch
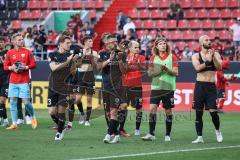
[0,110,240,160]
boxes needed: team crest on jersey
[21,53,25,58]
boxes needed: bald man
[191,35,223,143]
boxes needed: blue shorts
[8,83,30,99]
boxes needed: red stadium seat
[194,30,206,40]
[139,9,150,19]
[128,8,138,19]
[188,41,199,51]
[136,0,146,9]
[162,30,170,39]
[167,20,177,29]
[143,20,155,29]
[11,20,22,30]
[90,10,96,19]
[182,30,194,40]
[40,0,49,9]
[86,0,93,9]
[178,20,189,29]
[159,0,170,8]
[205,0,214,8]
[185,9,196,19]
[148,0,158,9]
[202,19,213,29]
[197,9,208,19]
[176,41,186,51]
[137,30,144,38]
[215,0,226,8]
[32,10,41,19]
[192,0,203,8]
[209,9,220,19]
[220,9,231,19]
[170,30,182,40]
[189,20,201,29]
[155,20,166,29]
[41,10,51,19]
[206,30,217,39]
[151,9,162,19]
[226,19,235,28]
[95,0,104,9]
[214,19,225,29]
[181,0,192,9]
[232,9,240,18]
[20,10,31,20]
[133,19,142,29]
[161,10,168,19]
[60,1,72,10]
[73,1,83,9]
[49,1,59,9]
[28,0,40,9]
[218,30,229,40]
[228,0,239,8]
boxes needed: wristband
[8,66,12,70]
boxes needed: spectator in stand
[83,21,97,40]
[116,10,127,31]
[116,29,125,44]
[24,33,34,51]
[38,25,47,51]
[32,25,39,36]
[125,28,136,41]
[211,37,223,55]
[182,45,194,61]
[145,39,154,60]
[23,27,32,38]
[100,32,110,50]
[0,0,6,9]
[123,17,136,35]
[172,46,182,60]
[46,30,57,53]
[76,28,87,48]
[167,2,184,26]
[229,17,240,49]
[223,40,235,61]
[75,14,83,28]
[67,15,77,30]
[140,29,152,55]
[236,46,240,61]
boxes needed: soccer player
[48,35,79,140]
[74,36,98,126]
[216,60,237,113]
[121,40,146,136]
[142,37,178,141]
[191,35,223,143]
[3,33,37,130]
[0,36,9,127]
[99,34,127,144]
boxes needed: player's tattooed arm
[212,51,222,70]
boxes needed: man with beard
[191,35,223,143]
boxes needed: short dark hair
[226,40,231,45]
[58,36,70,44]
[62,30,72,37]
[83,36,92,44]
[0,36,5,42]
[106,34,116,40]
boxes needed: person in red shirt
[211,37,223,55]
[3,33,37,130]
[120,40,146,137]
[216,60,237,113]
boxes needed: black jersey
[0,50,9,84]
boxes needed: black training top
[197,53,216,73]
[0,50,9,84]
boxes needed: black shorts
[47,88,68,107]
[0,84,8,97]
[125,87,143,109]
[193,81,217,110]
[150,90,175,109]
[102,88,126,111]
[217,89,226,99]
[75,71,95,95]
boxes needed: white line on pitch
[71,145,240,160]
